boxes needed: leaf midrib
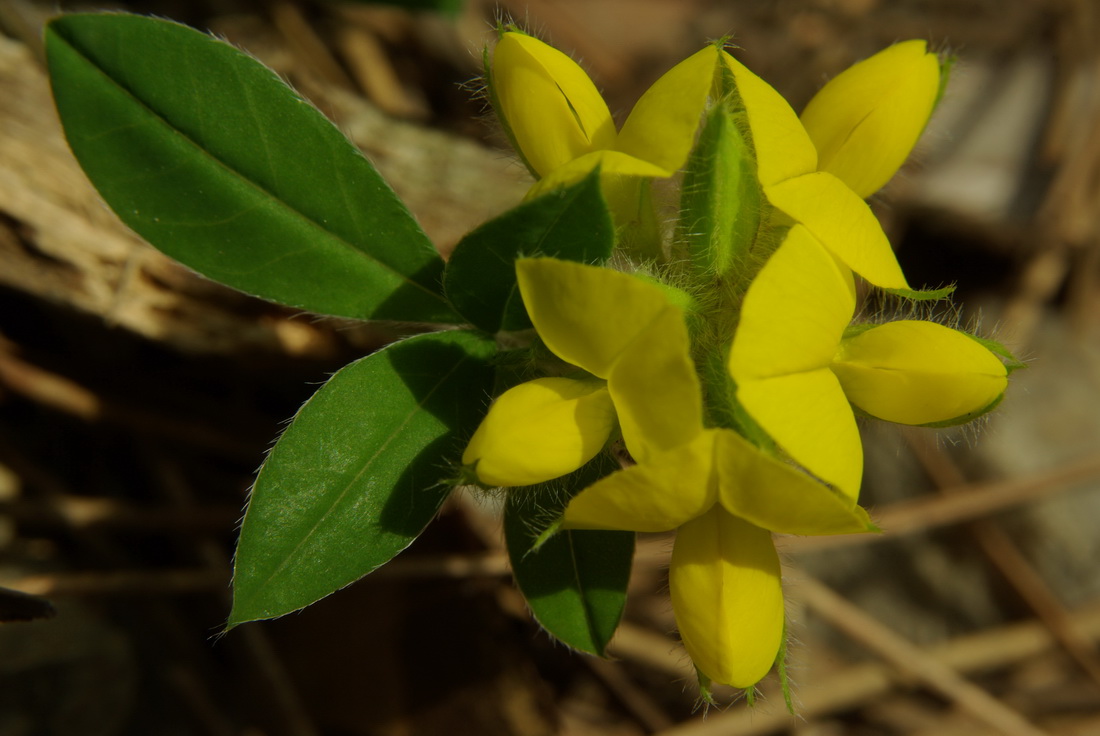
[54,25,449,310]
[236,341,474,618]
[566,531,605,654]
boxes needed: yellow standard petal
[729,224,855,381]
[608,307,703,462]
[492,32,617,177]
[462,377,614,487]
[563,431,717,533]
[715,430,875,535]
[721,51,818,186]
[516,258,673,378]
[670,507,784,689]
[831,321,1009,425]
[764,172,910,290]
[801,41,941,198]
[615,45,720,173]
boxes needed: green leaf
[229,330,495,625]
[503,460,634,656]
[444,170,613,332]
[678,101,763,277]
[46,13,458,323]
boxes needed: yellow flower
[563,423,874,688]
[489,31,717,198]
[800,41,943,200]
[464,257,873,689]
[831,321,1008,425]
[728,225,1009,498]
[720,42,941,292]
[461,258,698,487]
[461,378,614,487]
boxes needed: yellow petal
[669,507,783,689]
[715,430,874,535]
[735,369,863,501]
[492,32,617,177]
[616,45,720,172]
[801,41,941,198]
[729,224,855,382]
[462,377,614,487]
[608,307,703,462]
[524,149,672,201]
[721,51,817,186]
[832,321,1009,425]
[563,431,717,532]
[516,258,672,378]
[765,172,909,290]
[730,226,863,498]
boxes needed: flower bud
[490,31,616,179]
[462,377,615,487]
[800,40,941,198]
[670,508,783,688]
[831,320,1008,425]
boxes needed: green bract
[47,11,1018,704]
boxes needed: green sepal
[697,670,717,707]
[915,392,1005,428]
[228,329,495,626]
[677,101,763,278]
[531,517,563,552]
[46,12,458,323]
[632,273,698,316]
[934,53,957,110]
[968,333,1026,374]
[701,345,743,432]
[842,322,879,340]
[503,455,633,656]
[710,45,740,101]
[444,169,614,332]
[844,323,880,341]
[882,284,956,301]
[708,355,778,455]
[776,620,794,713]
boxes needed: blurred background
[1,0,1099,734]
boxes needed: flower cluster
[465,30,1013,694]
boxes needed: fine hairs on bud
[459,34,510,169]
[855,289,1018,448]
[502,447,623,550]
[859,280,1020,360]
[462,13,542,174]
[860,282,962,327]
